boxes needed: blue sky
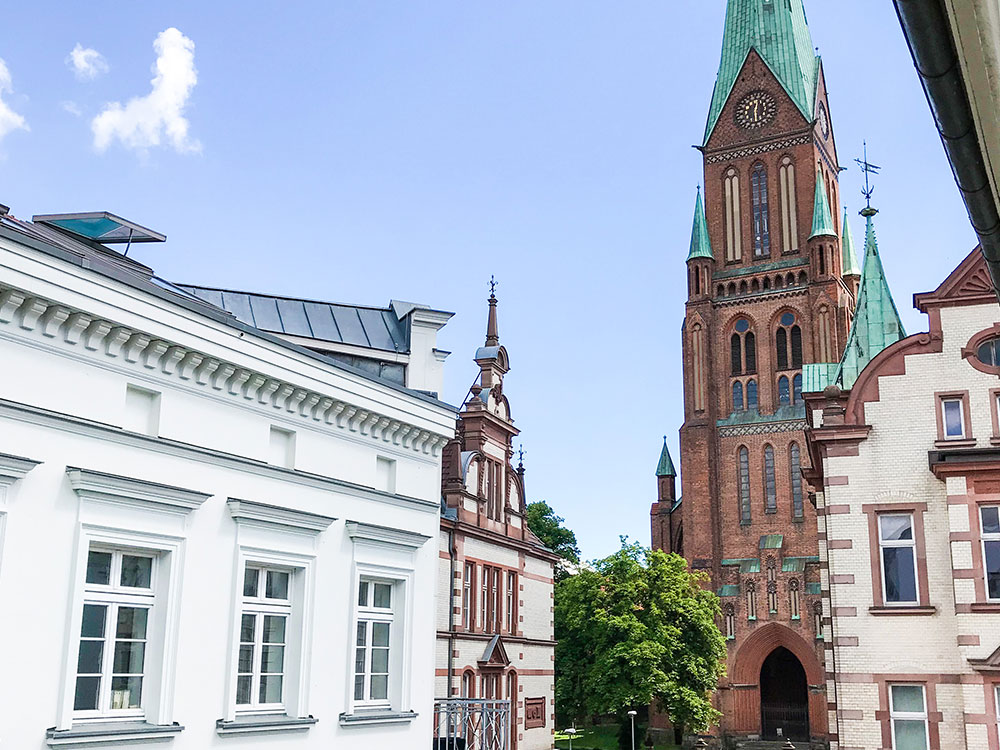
[0,2,978,559]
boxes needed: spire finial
[485,277,500,347]
[855,141,882,216]
[489,275,498,299]
[517,444,525,470]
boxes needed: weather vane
[489,275,498,297]
[855,141,882,216]
[517,445,525,466]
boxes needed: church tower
[653,1,861,744]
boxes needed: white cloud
[92,28,200,155]
[67,44,109,81]
[0,59,28,143]
[62,101,82,117]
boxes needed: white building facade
[806,249,1000,750]
[0,210,456,748]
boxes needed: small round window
[978,338,1000,367]
[735,319,750,333]
[780,312,796,326]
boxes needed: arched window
[813,602,824,639]
[778,376,790,405]
[817,305,832,362]
[718,284,725,298]
[751,163,770,257]
[763,445,777,513]
[779,156,798,254]
[978,337,1000,366]
[818,244,827,276]
[739,447,751,525]
[724,604,736,640]
[789,579,801,620]
[733,381,744,412]
[791,326,803,367]
[775,312,800,371]
[766,557,778,612]
[691,323,706,412]
[745,332,757,373]
[747,380,759,410]
[798,271,808,285]
[724,168,743,263]
[693,268,700,296]
[793,373,803,404]
[731,334,742,375]
[763,277,771,291]
[790,442,804,519]
[776,328,788,370]
[728,282,737,296]
[746,580,758,620]
[739,280,748,294]
[731,319,754,376]
[462,670,475,698]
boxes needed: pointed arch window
[776,328,788,370]
[775,312,801,371]
[739,447,751,525]
[724,604,735,640]
[817,305,833,362]
[791,325,803,367]
[731,319,755,376]
[733,382,744,412]
[691,323,706,413]
[766,557,778,612]
[790,442,804,519]
[751,163,771,258]
[789,579,801,620]
[763,446,777,513]
[778,376,791,406]
[779,156,799,254]
[746,580,758,620]
[793,374,803,404]
[731,334,742,375]
[747,380,758,411]
[724,168,743,263]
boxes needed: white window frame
[463,562,474,631]
[353,578,396,709]
[235,563,295,714]
[505,571,517,634]
[941,397,966,439]
[982,506,1000,602]
[879,514,919,606]
[889,684,929,750]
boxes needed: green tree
[526,501,580,565]
[555,540,725,741]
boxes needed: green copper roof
[841,208,861,276]
[836,214,907,389]
[704,0,819,144]
[687,188,714,261]
[809,171,836,239]
[717,585,741,598]
[759,533,784,550]
[656,437,677,477]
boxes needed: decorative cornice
[705,134,812,164]
[227,498,335,534]
[0,283,452,458]
[66,467,210,514]
[345,520,431,550]
[719,420,808,438]
[0,452,40,488]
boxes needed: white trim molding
[345,521,431,550]
[0,451,40,488]
[66,467,210,515]
[227,498,336,534]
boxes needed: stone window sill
[216,715,317,735]
[46,722,183,747]
[969,602,1000,613]
[868,606,937,616]
[339,711,418,727]
[935,438,977,449]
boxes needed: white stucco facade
[0,216,456,748]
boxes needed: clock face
[818,102,830,139]
[735,91,777,130]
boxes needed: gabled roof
[656,438,677,478]
[836,214,907,389]
[841,207,861,276]
[704,0,819,144]
[687,188,714,261]
[915,247,996,311]
[478,635,510,668]
[809,171,836,239]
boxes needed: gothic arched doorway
[759,647,809,741]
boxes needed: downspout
[893,0,1000,297]
[447,526,457,699]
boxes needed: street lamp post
[563,727,577,750]
[627,710,637,750]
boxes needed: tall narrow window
[724,168,743,262]
[981,507,1000,600]
[763,446,777,513]
[238,564,292,710]
[879,515,918,604]
[691,323,706,412]
[733,382,744,412]
[461,670,474,698]
[724,605,735,640]
[778,376,790,406]
[745,580,757,620]
[793,374,803,404]
[747,380,759,410]
[766,558,778,612]
[505,571,517,633]
[751,163,770,257]
[790,443,804,519]
[775,312,800,371]
[813,602,824,639]
[789,579,801,620]
[745,332,757,373]
[739,447,751,525]
[941,398,967,440]
[776,328,789,370]
[817,306,832,362]
[889,685,929,750]
[731,334,743,375]
[791,326,803,367]
[480,566,488,633]
[779,156,798,253]
[355,579,394,705]
[507,671,518,750]
[463,562,475,630]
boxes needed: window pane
[355,647,366,674]
[731,334,742,375]
[883,547,918,603]
[116,607,148,640]
[259,675,283,704]
[356,622,367,646]
[986,541,1000,600]
[372,622,390,648]
[240,614,256,643]
[747,380,758,410]
[745,333,757,373]
[373,583,392,609]
[778,376,790,405]
[983,507,1000,534]
[781,312,795,326]
[110,676,142,709]
[943,400,964,437]
[793,374,802,403]
[370,675,388,701]
[113,641,145,674]
[733,382,744,411]
[880,515,913,542]
[77,640,104,674]
[243,565,258,598]
[263,615,285,644]
[372,647,389,673]
[74,676,101,711]
[236,675,252,705]
[81,604,107,638]
[86,551,112,585]
[261,645,284,673]
[265,570,289,600]
[354,675,365,701]
[120,555,152,588]
[893,719,928,750]
[238,645,254,673]
[358,581,369,607]
[979,341,998,366]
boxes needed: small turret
[808,169,838,279]
[687,188,714,301]
[656,437,677,504]
[841,207,861,297]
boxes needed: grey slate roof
[177,285,409,354]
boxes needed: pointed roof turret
[809,170,836,239]
[704,0,819,143]
[687,187,714,262]
[485,276,500,347]
[656,437,677,478]
[841,207,861,276]
[835,213,907,388]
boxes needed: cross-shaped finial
[855,140,882,215]
[517,445,525,467]
[489,275,498,297]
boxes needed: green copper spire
[835,214,907,389]
[841,207,861,276]
[809,171,836,239]
[687,187,714,261]
[704,0,819,144]
[656,437,677,478]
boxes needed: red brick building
[651,1,863,745]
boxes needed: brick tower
[651,1,860,745]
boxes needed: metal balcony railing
[433,699,510,750]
